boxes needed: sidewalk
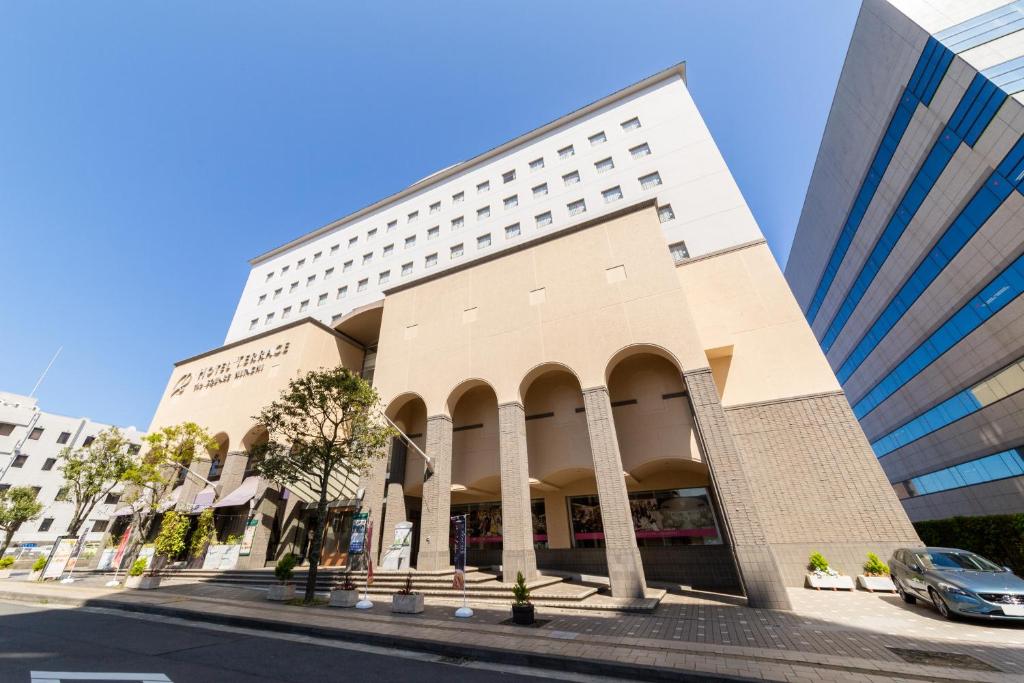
[1,576,1022,682]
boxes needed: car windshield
[916,551,1003,572]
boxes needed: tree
[252,366,394,602]
[122,422,217,560]
[0,487,44,556]
[58,427,135,536]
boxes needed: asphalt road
[0,600,599,683]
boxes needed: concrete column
[361,456,388,565]
[236,486,277,569]
[175,455,211,513]
[497,402,538,582]
[581,386,646,598]
[415,414,453,571]
[218,450,249,494]
[684,367,792,610]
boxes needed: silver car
[889,547,1024,621]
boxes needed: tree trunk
[0,527,15,557]
[68,497,99,537]
[305,480,330,603]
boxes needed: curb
[0,589,751,682]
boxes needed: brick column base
[416,415,453,571]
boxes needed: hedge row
[913,514,1024,574]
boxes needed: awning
[212,476,261,509]
[157,486,182,513]
[189,486,217,515]
[111,501,142,517]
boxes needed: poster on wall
[569,488,722,546]
[239,518,258,557]
[42,537,78,580]
[380,521,414,571]
[348,511,369,554]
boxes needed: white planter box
[125,574,162,590]
[330,589,360,608]
[267,583,296,601]
[391,593,424,614]
[805,574,854,590]
[857,575,896,592]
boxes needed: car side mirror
[909,564,921,573]
[1004,566,1014,573]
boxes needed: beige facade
[145,198,920,608]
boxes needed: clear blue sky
[0,1,860,429]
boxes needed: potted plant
[330,571,360,608]
[267,553,297,601]
[0,555,14,579]
[511,571,535,625]
[125,558,161,589]
[857,552,896,592]
[391,573,423,614]
[29,556,47,581]
[805,551,853,590]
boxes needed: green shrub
[863,553,889,576]
[190,508,215,557]
[914,514,1024,574]
[807,551,830,572]
[222,533,243,546]
[275,553,297,583]
[511,571,531,605]
[32,556,47,572]
[154,511,190,560]
[128,558,148,577]
[0,556,14,569]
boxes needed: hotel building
[147,63,919,609]
[788,0,1024,522]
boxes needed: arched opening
[206,432,229,482]
[378,393,428,569]
[447,381,501,568]
[240,425,268,478]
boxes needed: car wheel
[929,588,956,620]
[896,578,916,604]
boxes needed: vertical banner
[64,530,90,574]
[111,527,131,570]
[451,514,467,590]
[348,511,369,554]
[239,518,259,556]
[365,519,374,586]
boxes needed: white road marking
[31,674,170,682]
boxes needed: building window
[104,492,120,505]
[273,288,282,299]
[57,431,71,445]
[362,253,373,265]
[404,235,416,249]
[588,131,607,146]
[427,226,439,240]
[318,293,328,306]
[265,271,274,282]
[669,241,690,262]
[595,157,614,174]
[12,455,27,468]
[29,427,43,440]
[407,211,418,223]
[38,518,54,532]
[387,220,398,232]
[42,458,56,471]
[477,206,490,221]
[324,268,334,279]
[401,262,413,276]
[503,195,518,210]
[567,199,586,216]
[452,191,464,204]
[281,265,289,275]
[535,211,553,228]
[306,275,316,287]
[128,444,140,455]
[425,253,438,268]
[257,294,266,306]
[337,287,347,299]
[297,258,306,269]
[379,270,390,285]
[562,170,580,186]
[289,281,299,292]
[429,201,441,214]
[300,300,309,312]
[621,116,641,131]
[348,237,358,248]
[639,171,663,189]
[329,245,339,255]
[367,228,377,240]
[450,243,464,259]
[502,170,516,184]
[55,487,69,501]
[0,423,15,437]
[602,186,623,203]
[451,216,464,230]
[343,261,353,272]
[264,313,275,325]
[282,306,292,319]
[82,436,95,447]
[505,223,521,239]
[91,520,109,533]
[529,157,545,171]
[331,313,343,324]
[249,319,258,330]
[532,183,548,198]
[477,233,491,249]
[477,180,490,194]
[313,251,322,263]
[568,488,721,548]
[558,145,575,160]
[357,279,368,292]
[383,244,394,257]
[658,204,676,223]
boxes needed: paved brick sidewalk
[2,576,1023,682]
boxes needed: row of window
[872,353,1024,458]
[0,424,138,452]
[901,446,1024,498]
[262,116,645,286]
[34,517,109,534]
[254,146,658,309]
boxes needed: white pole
[29,346,62,398]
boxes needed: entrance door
[320,508,354,566]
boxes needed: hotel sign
[172,342,291,396]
